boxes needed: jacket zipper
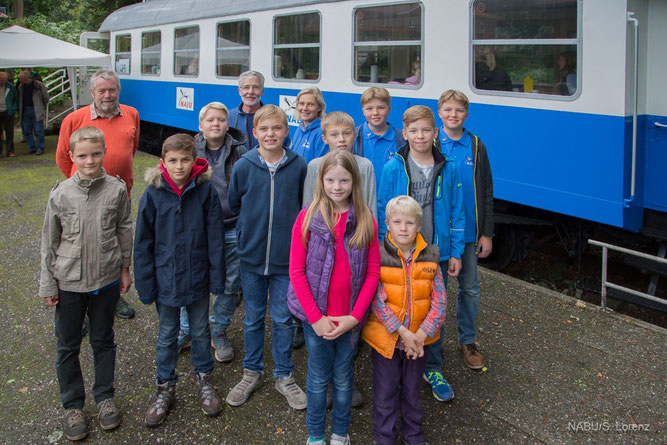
[264,169,275,275]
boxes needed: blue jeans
[156,297,214,384]
[425,242,480,372]
[21,106,44,152]
[180,230,240,336]
[303,323,359,439]
[240,269,294,378]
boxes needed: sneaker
[423,371,454,402]
[307,437,326,445]
[194,372,222,417]
[292,323,305,350]
[97,398,121,430]
[178,330,192,353]
[145,383,175,427]
[460,343,485,370]
[330,433,351,445]
[212,332,234,362]
[226,369,263,407]
[275,373,307,410]
[63,408,88,441]
[115,296,136,319]
[35,149,44,155]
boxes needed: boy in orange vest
[362,195,446,445]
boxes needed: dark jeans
[21,106,44,152]
[0,110,14,155]
[372,349,427,445]
[55,285,120,409]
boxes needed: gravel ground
[1,134,665,444]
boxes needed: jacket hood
[396,141,446,166]
[241,146,300,169]
[195,126,247,150]
[145,159,213,189]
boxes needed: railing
[43,68,74,127]
[588,239,667,309]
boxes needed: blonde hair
[296,87,326,120]
[438,90,469,111]
[253,104,288,128]
[69,126,105,153]
[360,87,391,106]
[385,195,423,223]
[199,102,229,122]
[402,105,436,128]
[302,150,374,249]
[321,111,355,135]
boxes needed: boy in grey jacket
[39,126,132,441]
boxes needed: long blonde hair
[302,151,374,249]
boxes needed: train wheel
[479,224,516,270]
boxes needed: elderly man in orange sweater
[56,69,140,319]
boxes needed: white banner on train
[176,87,194,111]
[279,95,301,127]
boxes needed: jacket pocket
[100,237,122,276]
[190,253,209,292]
[155,255,172,297]
[60,212,80,242]
[54,243,82,282]
[101,206,118,231]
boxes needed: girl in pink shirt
[287,150,380,445]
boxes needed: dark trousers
[0,110,14,155]
[372,349,427,445]
[54,285,119,409]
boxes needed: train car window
[141,31,161,76]
[273,12,321,81]
[352,2,423,87]
[216,20,251,77]
[114,34,131,75]
[471,0,580,97]
[174,25,200,77]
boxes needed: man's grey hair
[238,70,264,88]
[90,69,121,91]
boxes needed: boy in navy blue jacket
[226,104,308,410]
[134,134,226,427]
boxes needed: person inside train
[556,51,577,96]
[291,86,328,163]
[177,102,248,364]
[474,46,512,92]
[228,70,265,150]
[353,87,405,190]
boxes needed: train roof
[99,0,341,32]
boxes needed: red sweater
[56,105,140,197]
[290,208,380,324]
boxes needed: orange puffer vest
[362,232,440,359]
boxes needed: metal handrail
[588,239,667,309]
[43,68,71,127]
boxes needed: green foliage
[1,13,81,44]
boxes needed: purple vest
[287,205,370,328]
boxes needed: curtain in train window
[472,0,579,96]
[217,20,250,77]
[114,34,131,75]
[353,2,423,86]
[141,31,161,76]
[273,12,321,80]
[174,26,200,77]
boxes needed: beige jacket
[39,170,132,298]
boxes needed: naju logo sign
[176,87,194,111]
[280,95,302,127]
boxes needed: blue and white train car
[98,0,667,265]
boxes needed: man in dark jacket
[18,69,50,155]
[0,70,18,157]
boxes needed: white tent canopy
[0,25,110,68]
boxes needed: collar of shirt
[90,104,122,120]
[363,122,395,142]
[258,151,287,168]
[439,127,471,149]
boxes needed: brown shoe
[194,372,222,417]
[460,343,484,370]
[145,383,175,427]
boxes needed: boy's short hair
[253,104,288,128]
[402,105,436,128]
[438,89,470,111]
[296,87,326,120]
[69,126,106,153]
[199,102,229,123]
[360,87,391,106]
[161,133,197,158]
[321,111,355,135]
[385,195,423,223]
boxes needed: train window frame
[271,10,322,83]
[215,18,251,79]
[469,0,583,101]
[174,24,200,78]
[350,1,425,90]
[141,30,161,77]
[114,34,131,76]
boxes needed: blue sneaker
[423,371,454,402]
[177,330,191,353]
